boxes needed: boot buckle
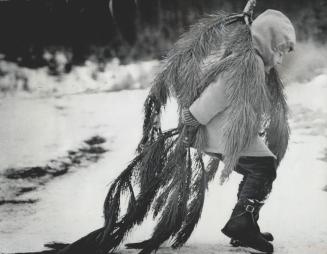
[245,204,255,213]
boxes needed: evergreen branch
[98,128,181,252]
[171,153,206,248]
[132,147,190,254]
[265,68,290,165]
[206,157,221,183]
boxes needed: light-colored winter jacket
[189,10,296,159]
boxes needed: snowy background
[0,0,327,252]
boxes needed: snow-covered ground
[0,71,326,253]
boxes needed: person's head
[251,9,296,72]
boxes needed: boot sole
[230,233,274,248]
[243,246,273,254]
[221,228,273,253]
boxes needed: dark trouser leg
[234,156,277,201]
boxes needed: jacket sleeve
[189,75,229,125]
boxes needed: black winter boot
[230,181,274,247]
[221,199,274,253]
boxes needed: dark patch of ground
[0,135,108,205]
[0,199,38,205]
[16,187,38,196]
[84,136,106,146]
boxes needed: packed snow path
[0,75,327,254]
